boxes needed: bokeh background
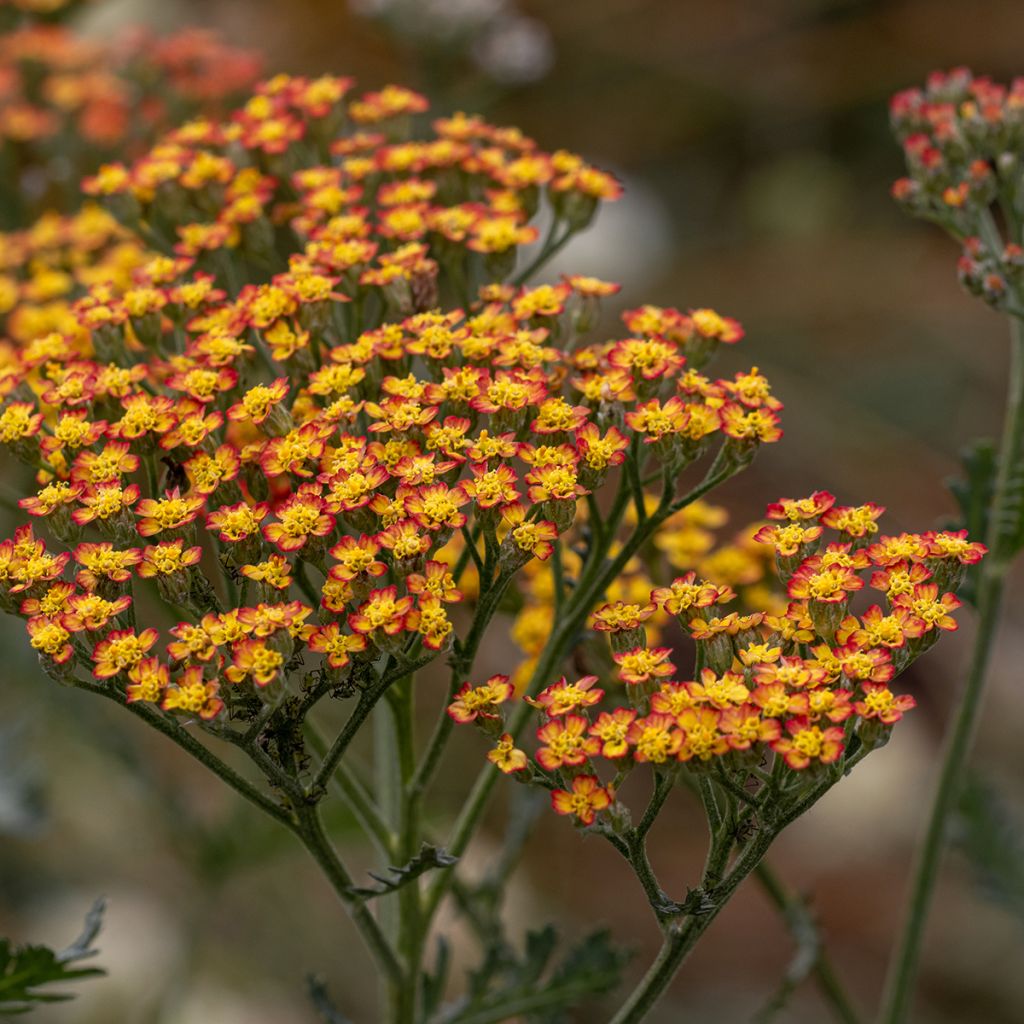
[3,1,1024,1021]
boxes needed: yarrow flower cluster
[0,69,784,739]
[0,6,260,226]
[0,55,990,1022]
[452,488,980,825]
[891,67,1024,311]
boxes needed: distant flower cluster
[0,11,260,224]
[891,67,1024,311]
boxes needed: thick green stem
[878,316,1024,1024]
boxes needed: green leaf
[433,927,630,1024]
[954,774,1024,927]
[347,843,458,900]
[0,899,106,1014]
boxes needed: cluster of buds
[453,492,982,827]
[0,13,260,225]
[0,72,788,753]
[890,68,1024,311]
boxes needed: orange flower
[765,491,836,522]
[135,490,205,538]
[488,734,529,774]
[225,638,285,687]
[676,708,729,762]
[550,775,613,826]
[719,704,781,751]
[308,623,366,669]
[447,676,514,724]
[627,713,684,764]
[92,627,159,679]
[126,658,170,705]
[526,675,603,716]
[162,666,224,720]
[854,684,916,724]
[613,646,676,686]
[771,717,845,770]
[348,585,415,637]
[535,715,600,770]
[501,503,558,561]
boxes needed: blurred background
[3,0,1024,1021]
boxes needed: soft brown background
[3,1,1024,1021]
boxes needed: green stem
[293,804,404,989]
[422,458,740,924]
[306,722,395,860]
[878,316,1024,1023]
[755,860,864,1024]
[308,656,433,799]
[81,682,293,827]
[389,675,420,1024]
[82,680,404,996]
[608,824,777,1024]
[512,218,574,287]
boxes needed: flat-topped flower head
[627,713,684,764]
[137,540,202,578]
[787,562,864,604]
[720,704,782,751]
[650,573,730,615]
[225,637,284,687]
[126,657,170,705]
[135,489,205,538]
[206,502,269,543]
[589,601,656,633]
[753,521,823,558]
[821,502,885,539]
[588,708,637,759]
[854,684,916,724]
[487,734,528,774]
[685,668,750,709]
[92,627,159,679]
[924,529,987,565]
[676,708,729,762]
[308,623,366,669]
[892,583,962,634]
[501,503,558,562]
